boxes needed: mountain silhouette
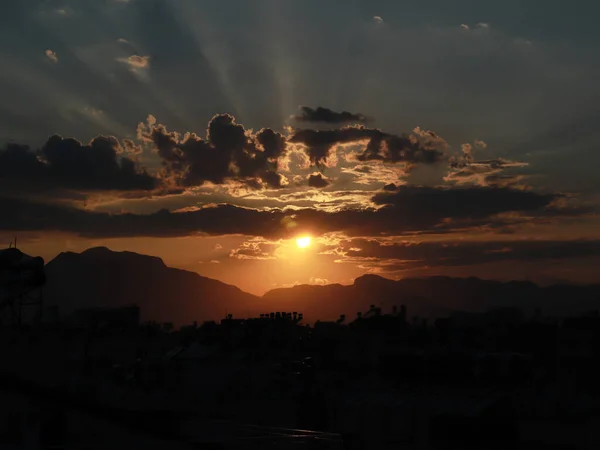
[43,247,600,325]
[264,274,600,322]
[44,247,261,326]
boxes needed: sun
[296,236,312,249]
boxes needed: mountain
[43,247,262,326]
[43,247,600,326]
[263,274,600,322]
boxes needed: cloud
[514,38,533,46]
[325,238,600,271]
[0,136,156,192]
[137,113,288,189]
[0,112,450,197]
[445,139,526,187]
[229,239,279,260]
[372,185,555,223]
[117,54,150,69]
[55,8,72,16]
[37,6,75,18]
[309,277,330,285]
[45,49,58,63]
[340,163,407,187]
[0,184,566,239]
[459,23,489,31]
[446,158,528,187]
[292,106,370,125]
[307,172,330,188]
[121,139,143,157]
[288,125,446,168]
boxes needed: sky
[1,0,600,294]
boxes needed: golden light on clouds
[296,236,312,249]
[45,49,58,63]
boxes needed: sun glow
[296,236,312,249]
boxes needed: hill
[43,247,261,326]
[43,247,600,325]
[263,274,600,322]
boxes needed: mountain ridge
[43,247,260,326]
[42,247,600,325]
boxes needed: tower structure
[0,245,46,326]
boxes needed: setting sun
[296,236,312,249]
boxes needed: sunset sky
[1,0,599,294]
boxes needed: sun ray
[34,0,200,136]
[0,57,131,139]
[173,1,248,121]
[260,0,297,125]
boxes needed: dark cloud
[307,172,330,188]
[0,184,565,239]
[0,197,285,238]
[446,157,528,187]
[445,139,527,187]
[288,126,445,167]
[0,135,156,191]
[1,113,449,197]
[142,114,443,188]
[357,128,447,167]
[326,238,600,270]
[138,114,287,189]
[373,185,555,222]
[293,106,370,124]
[289,126,379,167]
